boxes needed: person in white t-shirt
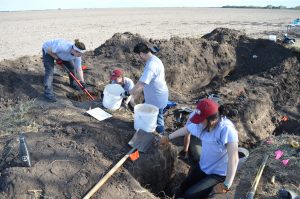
[110,68,135,111]
[42,38,86,102]
[129,43,169,134]
[160,99,239,198]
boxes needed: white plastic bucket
[134,104,159,132]
[268,35,277,41]
[102,84,125,110]
[237,147,249,170]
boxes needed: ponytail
[74,39,86,50]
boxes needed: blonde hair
[74,39,86,50]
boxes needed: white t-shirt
[111,77,134,92]
[42,39,81,70]
[139,55,168,109]
[187,117,238,176]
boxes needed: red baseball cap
[110,69,123,80]
[190,99,219,124]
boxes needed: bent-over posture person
[42,38,86,102]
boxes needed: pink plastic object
[275,150,284,160]
[282,159,289,166]
[266,139,273,144]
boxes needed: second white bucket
[102,84,125,110]
[134,104,159,132]
[237,147,249,170]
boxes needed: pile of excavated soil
[0,28,299,198]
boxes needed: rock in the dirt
[66,126,76,135]
[79,175,89,185]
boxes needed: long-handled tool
[83,129,154,199]
[61,64,95,100]
[246,154,269,199]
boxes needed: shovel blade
[128,129,154,153]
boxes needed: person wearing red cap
[160,99,239,199]
[110,69,135,110]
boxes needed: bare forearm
[225,142,239,187]
[47,48,59,60]
[183,134,191,152]
[125,95,132,104]
[129,81,144,96]
[77,68,84,82]
[168,126,189,140]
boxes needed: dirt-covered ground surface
[0,28,299,198]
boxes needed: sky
[0,0,299,11]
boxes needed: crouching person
[160,99,239,199]
[110,69,136,111]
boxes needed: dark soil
[0,28,299,198]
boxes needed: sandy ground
[0,7,299,60]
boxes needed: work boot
[44,95,57,102]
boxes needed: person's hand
[55,59,63,66]
[80,81,86,88]
[212,183,230,194]
[160,135,170,145]
[120,91,130,98]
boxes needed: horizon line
[1,5,298,12]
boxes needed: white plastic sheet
[86,107,112,121]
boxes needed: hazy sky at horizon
[1,0,299,11]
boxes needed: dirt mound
[91,30,238,94]
[202,27,246,45]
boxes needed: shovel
[83,129,155,199]
[60,63,95,100]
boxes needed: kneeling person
[110,69,135,111]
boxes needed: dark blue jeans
[42,50,75,97]
[156,108,165,134]
[176,164,225,199]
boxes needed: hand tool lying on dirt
[83,129,155,199]
[246,154,269,199]
[61,64,95,100]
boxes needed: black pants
[176,164,225,199]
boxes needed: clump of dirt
[0,27,299,199]
[202,27,247,45]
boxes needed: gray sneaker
[44,95,57,102]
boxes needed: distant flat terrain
[0,8,299,60]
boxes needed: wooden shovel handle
[246,154,269,199]
[83,148,136,199]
